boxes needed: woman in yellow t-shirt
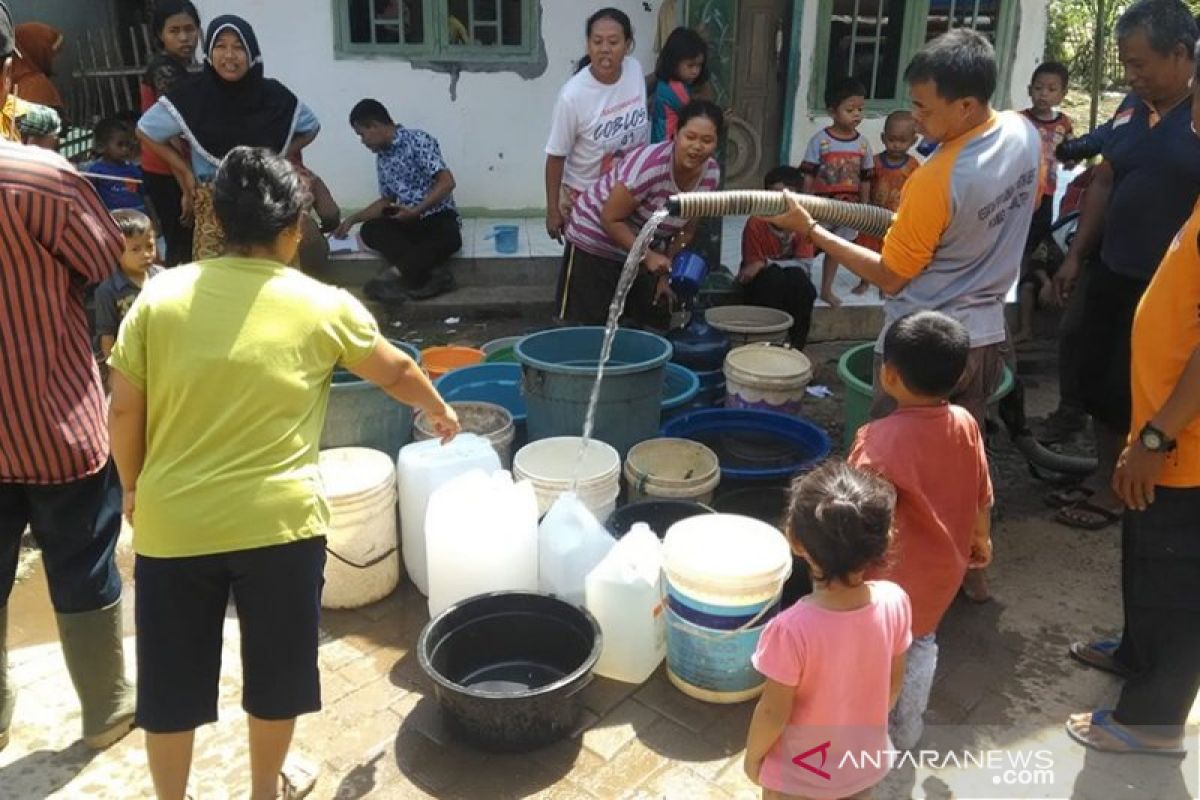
[108,146,459,799]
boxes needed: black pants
[359,210,462,287]
[1112,488,1200,735]
[145,171,193,267]
[556,243,669,330]
[1023,194,1054,259]
[743,264,818,350]
[1077,263,1149,432]
[0,461,123,612]
[135,536,327,732]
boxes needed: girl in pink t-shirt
[744,460,912,800]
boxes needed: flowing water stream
[572,209,669,488]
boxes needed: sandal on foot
[1044,486,1094,509]
[1068,639,1131,678]
[1055,500,1121,531]
[280,754,319,800]
[1066,710,1186,757]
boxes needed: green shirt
[109,256,380,558]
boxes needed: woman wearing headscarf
[137,15,321,261]
[12,22,64,112]
[139,1,201,266]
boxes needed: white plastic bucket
[723,344,814,416]
[513,437,621,521]
[319,447,400,609]
[624,438,720,505]
[662,514,792,703]
[704,305,793,347]
[414,401,516,467]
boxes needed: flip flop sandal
[1044,486,1094,509]
[1055,500,1122,531]
[1068,639,1132,678]
[1066,710,1187,757]
[280,754,319,800]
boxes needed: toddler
[858,110,919,253]
[94,209,162,364]
[744,460,911,800]
[650,27,709,143]
[739,166,818,349]
[1015,62,1074,342]
[85,117,147,214]
[801,77,873,307]
[849,311,993,750]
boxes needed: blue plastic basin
[660,408,831,483]
[434,363,527,424]
[662,363,700,412]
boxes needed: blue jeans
[890,632,938,750]
[0,461,123,613]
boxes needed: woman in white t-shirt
[544,8,649,242]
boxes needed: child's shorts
[134,536,327,733]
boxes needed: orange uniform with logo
[1130,199,1200,487]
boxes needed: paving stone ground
[2,340,1198,799]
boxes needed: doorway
[725,0,794,189]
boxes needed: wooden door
[726,0,792,189]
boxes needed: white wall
[191,0,659,211]
[784,0,1050,164]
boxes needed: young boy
[801,77,874,307]
[1015,62,1073,342]
[858,110,920,253]
[85,117,147,214]
[848,310,993,750]
[738,166,819,349]
[94,209,162,365]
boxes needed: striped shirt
[566,140,720,261]
[0,139,123,484]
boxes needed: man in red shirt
[738,166,819,349]
[0,0,135,752]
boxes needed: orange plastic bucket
[422,346,485,380]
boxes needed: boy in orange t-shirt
[849,311,993,750]
[858,110,920,253]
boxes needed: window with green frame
[337,0,540,61]
[811,0,1015,111]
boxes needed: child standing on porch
[744,460,910,800]
[857,110,920,253]
[649,27,709,142]
[848,311,994,750]
[801,77,874,307]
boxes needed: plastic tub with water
[418,590,601,752]
[414,401,515,467]
[423,346,485,381]
[705,306,793,347]
[660,408,831,484]
[516,327,671,457]
[512,437,621,520]
[322,340,420,456]
[623,438,720,505]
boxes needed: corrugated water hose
[665,191,895,238]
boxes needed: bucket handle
[522,365,545,394]
[661,582,784,641]
[325,544,398,570]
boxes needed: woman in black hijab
[137,15,323,261]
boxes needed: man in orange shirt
[1065,47,1200,757]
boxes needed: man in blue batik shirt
[337,98,461,301]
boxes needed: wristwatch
[1139,423,1177,453]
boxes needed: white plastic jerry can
[585,522,666,683]
[538,492,615,607]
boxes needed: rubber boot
[0,605,13,751]
[56,599,136,749]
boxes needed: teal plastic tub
[836,342,1015,450]
[515,327,672,457]
[321,340,420,457]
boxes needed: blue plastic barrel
[516,327,672,457]
[322,340,420,456]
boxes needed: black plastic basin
[418,591,602,753]
[604,499,716,540]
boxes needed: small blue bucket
[488,224,521,255]
[668,250,708,300]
